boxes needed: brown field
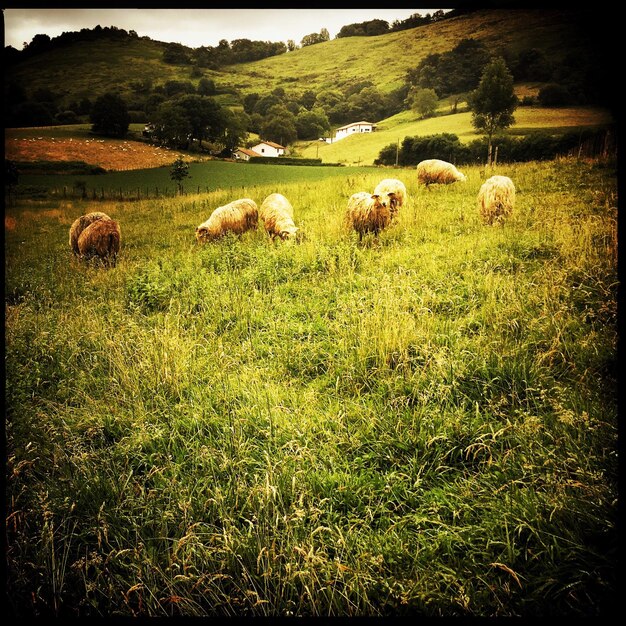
[4,135,202,171]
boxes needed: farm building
[249,141,286,157]
[233,147,261,161]
[332,121,377,143]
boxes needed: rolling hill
[4,8,616,166]
[5,8,605,109]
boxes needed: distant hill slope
[5,8,600,108]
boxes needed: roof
[255,141,285,149]
[335,121,377,131]
[236,147,260,157]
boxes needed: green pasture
[13,159,382,199]
[5,157,618,617]
[297,106,614,166]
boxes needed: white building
[332,121,377,143]
[249,141,286,157]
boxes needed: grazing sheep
[69,211,112,255]
[346,192,391,242]
[77,218,121,266]
[478,175,516,225]
[373,178,407,220]
[195,198,258,243]
[259,193,298,240]
[416,159,466,187]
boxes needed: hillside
[5,8,601,108]
[296,104,614,165]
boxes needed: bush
[538,83,573,107]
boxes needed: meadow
[4,157,618,617]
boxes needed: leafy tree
[295,108,331,140]
[163,80,195,97]
[151,102,192,148]
[243,93,260,115]
[301,31,328,47]
[299,90,317,110]
[409,86,438,119]
[90,92,130,137]
[538,83,572,107]
[197,78,217,96]
[163,42,191,65]
[467,57,518,164]
[261,105,297,146]
[174,94,226,145]
[220,109,250,155]
[169,157,189,194]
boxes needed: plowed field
[5,135,203,171]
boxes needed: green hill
[5,8,615,166]
[5,8,600,108]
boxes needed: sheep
[259,193,298,240]
[195,198,259,243]
[69,211,112,255]
[477,175,516,225]
[373,178,407,220]
[77,218,121,266]
[416,159,466,187]
[346,192,391,242]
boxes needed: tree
[467,57,518,165]
[295,108,331,140]
[170,157,189,194]
[408,87,438,119]
[90,92,130,137]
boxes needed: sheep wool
[478,175,516,225]
[195,198,259,243]
[77,218,121,266]
[416,159,466,186]
[69,211,112,255]
[346,192,391,242]
[259,193,298,240]
[373,178,407,220]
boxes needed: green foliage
[169,157,190,193]
[407,38,491,98]
[409,87,439,119]
[538,84,574,107]
[375,129,613,166]
[468,57,518,160]
[90,92,130,138]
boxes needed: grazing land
[5,156,618,617]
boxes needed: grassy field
[297,106,614,166]
[4,156,618,617]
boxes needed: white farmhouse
[332,121,377,143]
[250,141,286,157]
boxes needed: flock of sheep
[69,158,516,264]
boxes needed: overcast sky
[2,8,451,50]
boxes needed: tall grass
[4,158,618,617]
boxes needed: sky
[2,8,451,50]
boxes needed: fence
[49,185,216,201]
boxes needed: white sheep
[416,159,466,187]
[69,211,112,255]
[195,198,259,243]
[77,218,121,266]
[477,175,516,225]
[259,193,298,240]
[373,178,407,220]
[346,192,391,242]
